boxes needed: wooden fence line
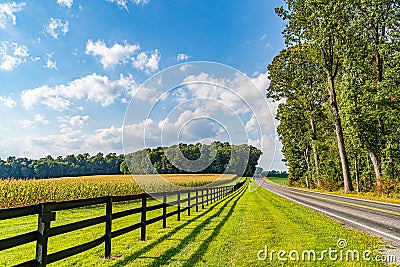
[0,181,245,267]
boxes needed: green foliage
[270,0,400,193]
[124,142,262,177]
[0,153,124,179]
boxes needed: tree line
[121,142,263,177]
[0,142,262,179]
[268,0,399,193]
[0,153,124,179]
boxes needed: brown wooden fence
[0,181,245,266]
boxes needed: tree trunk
[310,117,320,187]
[369,150,382,192]
[354,154,360,193]
[304,148,310,188]
[312,144,320,187]
[327,75,354,193]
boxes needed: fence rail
[0,181,245,266]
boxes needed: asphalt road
[254,176,400,245]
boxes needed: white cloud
[21,85,71,111]
[133,50,160,73]
[45,18,69,39]
[0,41,29,71]
[0,96,16,108]
[177,53,190,61]
[107,0,150,11]
[20,113,50,128]
[86,39,160,72]
[44,59,57,70]
[85,125,122,148]
[0,2,25,29]
[123,107,223,152]
[57,0,73,8]
[179,63,193,72]
[69,115,89,127]
[34,114,50,124]
[85,40,139,69]
[20,73,137,111]
[44,53,57,70]
[0,123,127,158]
[59,123,73,134]
[129,86,157,102]
[19,119,35,128]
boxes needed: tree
[340,0,400,190]
[276,0,355,192]
[268,43,327,187]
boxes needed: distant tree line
[269,0,399,193]
[0,153,124,179]
[0,142,263,179]
[121,142,263,177]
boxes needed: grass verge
[1,180,387,266]
[266,177,400,205]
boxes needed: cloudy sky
[0,0,287,171]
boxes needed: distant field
[0,174,237,208]
[51,173,236,183]
[266,176,288,186]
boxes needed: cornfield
[0,174,237,208]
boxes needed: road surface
[254,176,400,245]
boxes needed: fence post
[162,192,167,228]
[206,188,209,206]
[36,203,56,267]
[201,189,204,209]
[188,191,191,216]
[105,196,112,259]
[195,189,199,212]
[141,194,147,241]
[177,191,181,221]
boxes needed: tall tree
[341,0,400,190]
[276,0,355,192]
[268,43,327,187]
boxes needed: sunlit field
[52,173,236,183]
[0,174,237,208]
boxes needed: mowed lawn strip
[266,177,400,205]
[0,180,385,266]
[195,182,385,267]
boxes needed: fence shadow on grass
[181,185,245,267]
[111,184,247,267]
[147,184,247,267]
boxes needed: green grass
[0,180,387,266]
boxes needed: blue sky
[0,0,287,171]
